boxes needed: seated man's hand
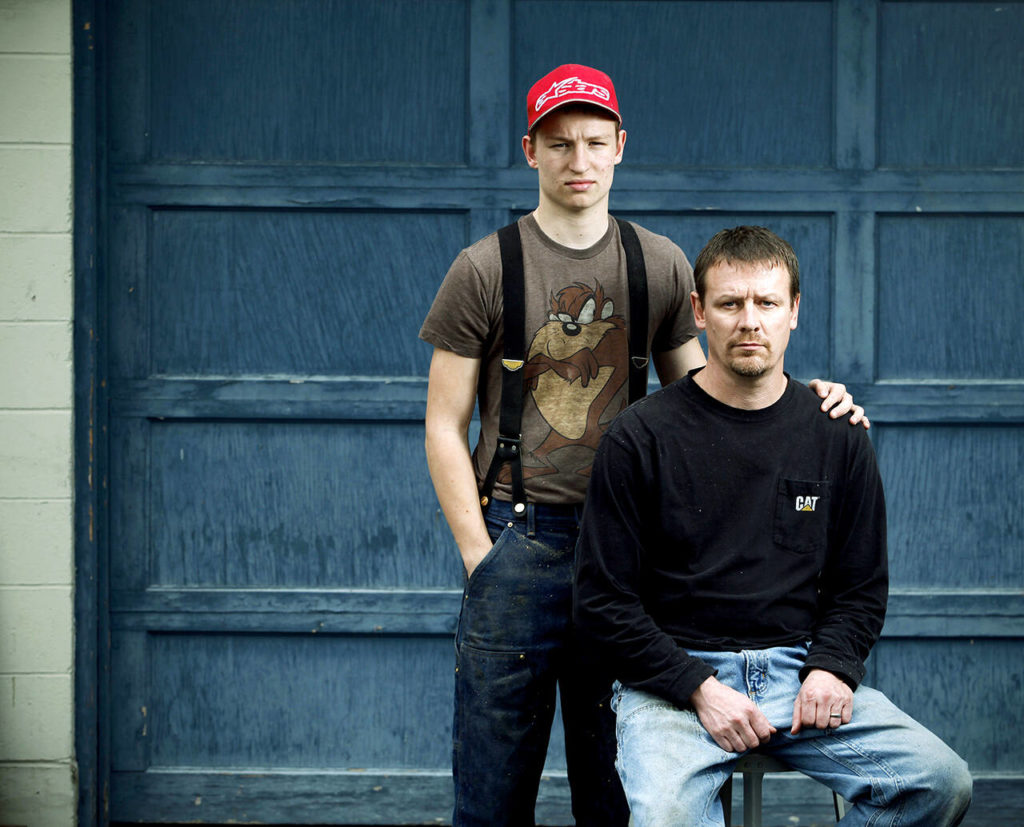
[690,676,776,753]
[807,379,870,429]
[791,668,854,734]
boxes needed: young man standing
[420,67,862,826]
[574,226,972,826]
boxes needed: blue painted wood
[833,210,876,382]
[100,376,1024,423]
[514,0,835,169]
[874,425,1024,588]
[877,215,1024,380]
[835,0,877,170]
[826,382,1024,424]
[469,0,512,167]
[82,1,1024,825]
[109,378,429,420]
[110,590,464,634]
[105,589,1024,639]
[145,0,470,164]
[107,207,149,379]
[109,632,149,772]
[72,1,108,824]
[139,208,466,378]
[883,591,1024,639]
[137,633,453,768]
[105,0,148,163]
[108,162,1024,195]
[107,417,150,592]
[107,418,461,589]
[107,768,575,824]
[101,773,1024,822]
[104,770,1024,824]
[879,2,1024,168]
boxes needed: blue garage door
[89,0,1023,823]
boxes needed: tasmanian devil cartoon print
[521,279,629,478]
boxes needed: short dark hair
[693,226,800,302]
[527,103,622,142]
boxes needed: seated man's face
[694,260,800,380]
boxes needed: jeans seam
[805,730,907,826]
[616,699,676,728]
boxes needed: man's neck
[532,202,610,249]
[692,363,788,410]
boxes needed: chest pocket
[774,478,831,554]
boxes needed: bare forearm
[653,337,706,386]
[424,347,492,575]
[425,426,492,574]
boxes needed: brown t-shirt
[420,214,698,505]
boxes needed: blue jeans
[612,643,972,827]
[452,499,628,827]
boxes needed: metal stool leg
[686,757,846,827]
[834,790,846,819]
[721,773,733,825]
[743,768,765,827]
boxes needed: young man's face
[522,109,626,215]
[692,259,800,381]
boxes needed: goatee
[729,355,770,378]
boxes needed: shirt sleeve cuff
[800,652,865,690]
[626,659,718,710]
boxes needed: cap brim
[531,98,622,130]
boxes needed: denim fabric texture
[612,643,972,827]
[452,498,628,827]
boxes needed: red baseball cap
[526,64,621,132]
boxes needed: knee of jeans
[937,755,973,811]
[906,751,973,819]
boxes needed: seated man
[574,226,972,826]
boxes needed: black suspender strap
[616,217,650,404]
[479,218,649,514]
[479,222,528,514]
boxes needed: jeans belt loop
[526,502,537,539]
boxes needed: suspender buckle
[479,433,527,513]
[495,436,522,461]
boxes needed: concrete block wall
[0,0,77,824]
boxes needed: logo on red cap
[527,64,621,131]
[536,76,611,111]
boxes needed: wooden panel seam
[107,589,1024,638]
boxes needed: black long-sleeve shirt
[574,372,888,709]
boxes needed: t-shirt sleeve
[419,249,496,358]
[649,238,699,354]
